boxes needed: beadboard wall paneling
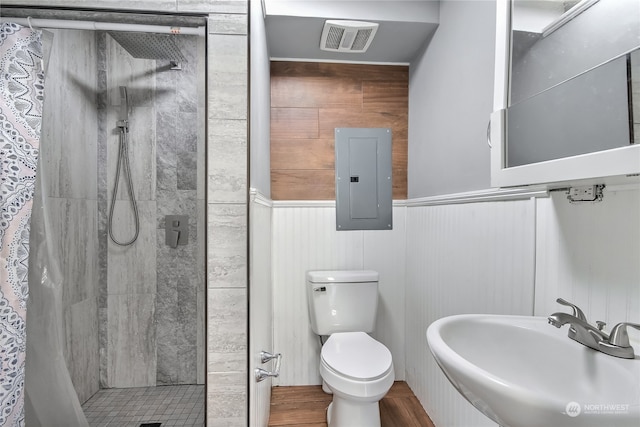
[271,205,406,386]
[364,210,407,382]
[270,62,408,200]
[534,189,640,341]
[249,196,273,427]
[404,199,537,427]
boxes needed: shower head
[108,31,186,62]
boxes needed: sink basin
[426,314,640,427]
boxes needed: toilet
[306,270,394,427]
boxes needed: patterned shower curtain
[0,23,44,427]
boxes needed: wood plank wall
[270,62,409,200]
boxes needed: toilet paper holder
[255,350,282,382]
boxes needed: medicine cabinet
[490,0,640,188]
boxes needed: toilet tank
[306,270,379,336]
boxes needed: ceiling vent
[320,20,379,53]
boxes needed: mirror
[503,0,639,169]
[506,48,638,167]
[510,0,639,105]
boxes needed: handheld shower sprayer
[108,86,139,246]
[117,86,129,131]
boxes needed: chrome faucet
[548,311,609,350]
[598,322,640,359]
[548,298,639,359]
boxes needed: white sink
[426,314,640,427]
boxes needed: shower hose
[108,125,140,246]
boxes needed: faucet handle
[608,322,640,347]
[556,298,587,321]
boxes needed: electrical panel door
[335,128,392,230]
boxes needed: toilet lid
[321,332,393,380]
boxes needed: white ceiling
[263,0,441,64]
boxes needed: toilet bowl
[319,332,394,427]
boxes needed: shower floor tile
[82,384,204,427]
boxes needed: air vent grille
[320,20,379,53]
[351,29,373,51]
[325,26,345,50]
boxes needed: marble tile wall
[40,28,100,405]
[154,34,205,386]
[206,3,249,425]
[98,32,158,388]
[98,30,205,388]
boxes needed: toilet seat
[321,332,393,381]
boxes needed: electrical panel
[335,128,392,231]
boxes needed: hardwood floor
[268,381,435,427]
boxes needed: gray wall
[42,28,100,405]
[205,5,250,425]
[249,0,271,197]
[97,31,205,388]
[407,0,496,198]
[153,34,206,387]
[40,27,205,394]
[98,31,158,388]
[511,0,640,104]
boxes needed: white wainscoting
[264,187,639,426]
[249,194,273,427]
[271,203,407,386]
[534,188,640,344]
[405,198,537,427]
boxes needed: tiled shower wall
[37,24,206,395]
[98,31,158,388]
[41,28,100,405]
[97,31,205,388]
[154,34,206,387]
[205,6,250,424]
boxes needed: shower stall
[3,9,207,426]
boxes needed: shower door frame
[2,2,215,422]
[2,1,251,423]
